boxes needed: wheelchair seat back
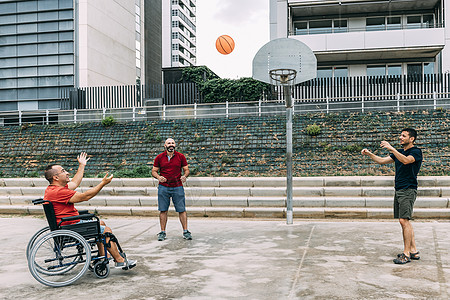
[42,200,100,240]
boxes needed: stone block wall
[0,110,448,177]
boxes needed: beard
[166,146,175,152]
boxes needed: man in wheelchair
[43,152,137,270]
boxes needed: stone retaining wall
[0,110,448,177]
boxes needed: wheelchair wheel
[28,230,91,287]
[26,226,50,260]
[93,260,110,279]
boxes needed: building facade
[162,0,196,68]
[0,0,161,113]
[270,0,446,78]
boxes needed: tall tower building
[162,0,197,68]
[0,0,162,113]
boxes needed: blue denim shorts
[158,185,186,212]
[78,219,106,234]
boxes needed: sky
[196,0,270,79]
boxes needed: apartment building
[0,0,161,113]
[270,0,446,78]
[162,0,197,68]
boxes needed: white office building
[270,0,446,78]
[162,0,197,68]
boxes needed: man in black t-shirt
[361,128,423,264]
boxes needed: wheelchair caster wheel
[93,261,110,279]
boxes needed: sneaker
[183,230,192,240]
[393,253,411,264]
[115,259,137,270]
[157,231,166,241]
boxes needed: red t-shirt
[153,151,188,187]
[44,184,78,225]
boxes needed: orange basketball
[216,35,235,55]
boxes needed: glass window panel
[39,32,58,42]
[334,20,347,33]
[407,63,422,76]
[60,75,74,85]
[367,65,386,76]
[18,77,38,87]
[38,22,59,32]
[18,44,37,56]
[18,34,37,43]
[0,2,17,14]
[387,16,401,30]
[39,76,59,86]
[0,25,17,35]
[18,56,37,67]
[59,42,73,53]
[18,67,38,77]
[59,20,73,30]
[0,15,17,24]
[59,65,73,75]
[59,10,73,19]
[366,17,385,31]
[407,16,421,29]
[0,46,17,57]
[18,89,38,100]
[59,54,74,64]
[317,67,332,78]
[39,100,60,109]
[424,62,434,74]
[59,0,74,9]
[18,23,37,34]
[38,43,58,55]
[387,65,402,76]
[17,1,37,12]
[38,11,58,21]
[294,22,307,35]
[423,14,434,28]
[309,20,332,34]
[38,0,58,10]
[59,32,73,41]
[0,68,17,78]
[2,58,17,68]
[0,100,18,111]
[136,22,141,32]
[39,87,59,98]
[39,55,58,65]
[136,40,141,51]
[18,13,37,22]
[0,79,17,88]
[334,67,348,77]
[0,35,17,45]
[39,66,58,76]
[0,90,18,101]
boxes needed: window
[294,22,307,35]
[387,17,401,30]
[334,20,347,33]
[18,67,38,77]
[18,34,37,43]
[317,67,332,78]
[367,65,386,77]
[407,16,421,29]
[334,67,348,77]
[407,64,422,76]
[423,14,434,28]
[366,17,385,31]
[18,57,37,67]
[18,23,37,34]
[309,20,332,34]
[18,13,37,22]
[387,65,402,76]
[424,62,434,75]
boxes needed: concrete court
[0,216,449,300]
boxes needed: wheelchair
[27,198,130,287]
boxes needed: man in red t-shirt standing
[152,138,191,241]
[43,152,136,270]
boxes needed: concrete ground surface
[0,216,449,300]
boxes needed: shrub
[101,116,116,127]
[306,124,321,136]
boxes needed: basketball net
[269,68,297,86]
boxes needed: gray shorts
[394,188,417,219]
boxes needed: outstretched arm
[69,173,113,203]
[361,148,394,165]
[380,141,416,165]
[68,152,90,190]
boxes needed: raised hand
[77,152,90,166]
[102,172,114,185]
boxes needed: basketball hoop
[269,69,297,86]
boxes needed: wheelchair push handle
[32,198,47,205]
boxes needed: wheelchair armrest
[32,198,46,205]
[60,213,96,223]
[78,210,90,215]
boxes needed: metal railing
[2,91,449,126]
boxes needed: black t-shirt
[390,147,423,190]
